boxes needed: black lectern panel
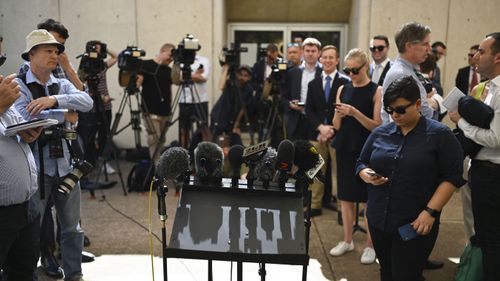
[166,184,308,265]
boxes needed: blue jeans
[34,175,84,280]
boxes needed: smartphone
[398,223,419,242]
[296,101,305,106]
[366,170,383,178]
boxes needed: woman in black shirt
[355,76,465,281]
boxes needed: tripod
[260,83,285,147]
[352,202,367,234]
[93,78,146,196]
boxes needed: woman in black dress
[330,48,382,264]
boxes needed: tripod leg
[352,202,367,234]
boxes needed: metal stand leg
[237,261,243,281]
[352,202,367,234]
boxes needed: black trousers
[0,201,40,281]
[470,160,500,281]
[369,222,438,281]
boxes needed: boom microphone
[228,144,244,187]
[274,140,294,189]
[194,141,224,185]
[255,147,277,188]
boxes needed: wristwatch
[424,206,441,218]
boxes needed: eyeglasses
[343,62,366,75]
[468,53,476,58]
[384,102,415,115]
[369,45,386,52]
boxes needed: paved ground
[37,155,468,281]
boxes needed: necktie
[372,64,382,83]
[324,76,332,124]
[470,69,478,93]
[324,75,332,102]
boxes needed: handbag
[455,241,484,281]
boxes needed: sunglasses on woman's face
[369,45,386,52]
[343,62,366,75]
[384,102,414,115]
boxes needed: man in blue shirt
[381,22,435,125]
[0,35,43,281]
[15,29,93,281]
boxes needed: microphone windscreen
[255,147,277,182]
[276,139,294,171]
[293,140,319,171]
[156,146,190,181]
[194,141,224,179]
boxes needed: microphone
[155,146,190,220]
[274,139,294,189]
[228,144,244,187]
[255,147,277,189]
[156,146,190,183]
[243,141,269,189]
[194,141,224,186]
[293,140,321,178]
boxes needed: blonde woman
[330,48,382,264]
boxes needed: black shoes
[310,208,323,217]
[40,252,64,279]
[424,259,444,270]
[82,251,95,263]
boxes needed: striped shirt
[0,107,38,206]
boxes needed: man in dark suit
[305,45,350,216]
[282,38,322,140]
[455,44,480,95]
[369,35,391,86]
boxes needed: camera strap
[18,72,60,101]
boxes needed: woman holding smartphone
[356,76,465,280]
[330,48,382,264]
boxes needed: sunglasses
[384,102,415,115]
[287,42,300,47]
[369,45,386,52]
[343,62,366,75]
[468,53,476,58]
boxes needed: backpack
[455,240,484,281]
[127,160,155,192]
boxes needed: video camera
[172,34,201,66]
[118,46,146,91]
[118,46,145,73]
[269,58,287,85]
[77,41,107,77]
[172,34,201,82]
[221,43,247,70]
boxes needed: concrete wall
[0,0,222,148]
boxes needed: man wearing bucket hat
[14,29,93,281]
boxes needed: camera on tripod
[77,40,107,77]
[269,58,287,86]
[118,46,146,91]
[172,34,201,82]
[42,126,78,141]
[221,43,248,70]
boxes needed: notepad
[442,87,466,112]
[4,119,58,137]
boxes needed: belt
[472,159,500,169]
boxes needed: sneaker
[329,241,354,256]
[102,163,116,174]
[360,247,376,264]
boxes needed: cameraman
[15,30,93,281]
[77,41,118,172]
[178,55,211,149]
[211,64,254,138]
[0,36,43,281]
[136,43,174,162]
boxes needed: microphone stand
[155,178,168,281]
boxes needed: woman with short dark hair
[355,76,465,281]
